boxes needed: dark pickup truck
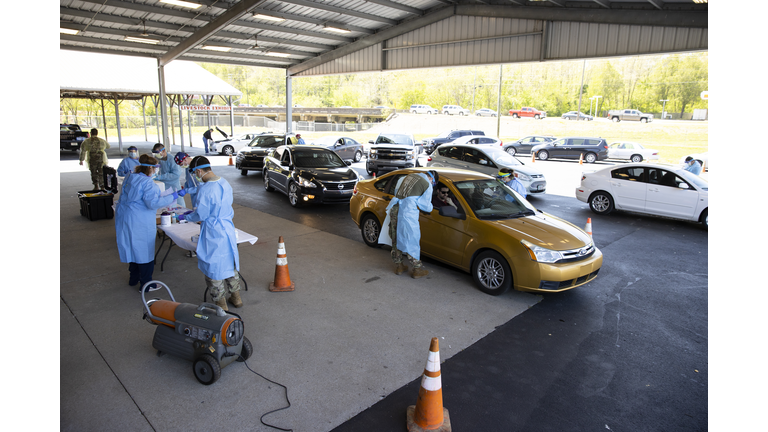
[61,124,90,151]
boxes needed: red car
[508,107,547,119]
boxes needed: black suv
[531,137,609,163]
[424,129,484,153]
[502,135,556,156]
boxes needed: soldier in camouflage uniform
[79,128,110,190]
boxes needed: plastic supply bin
[78,190,114,221]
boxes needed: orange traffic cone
[407,337,451,432]
[579,153,584,165]
[531,152,536,163]
[228,155,234,166]
[269,236,295,292]
[584,217,593,237]
[372,172,376,178]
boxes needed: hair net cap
[174,152,189,165]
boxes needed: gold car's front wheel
[472,250,512,296]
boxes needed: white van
[410,104,436,114]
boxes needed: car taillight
[352,184,358,195]
[427,156,432,162]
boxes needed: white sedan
[575,163,708,227]
[212,132,264,156]
[607,142,660,163]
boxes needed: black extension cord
[227,350,293,432]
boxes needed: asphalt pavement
[59,143,707,431]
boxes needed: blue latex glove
[171,191,179,200]
[178,211,193,221]
[178,189,187,197]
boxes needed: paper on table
[160,187,176,197]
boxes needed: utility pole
[660,99,669,120]
[577,59,586,120]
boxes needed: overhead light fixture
[125,36,160,44]
[201,45,232,52]
[265,52,291,58]
[160,0,202,9]
[692,0,707,3]
[60,28,79,35]
[254,13,285,22]
[324,23,351,34]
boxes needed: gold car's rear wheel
[360,214,381,248]
[472,250,511,296]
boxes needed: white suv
[442,105,470,116]
[410,104,436,114]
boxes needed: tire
[641,118,648,123]
[631,154,643,163]
[584,152,597,164]
[263,170,274,192]
[353,151,363,163]
[612,117,620,122]
[472,250,512,296]
[288,182,303,207]
[699,209,708,228]
[193,354,221,385]
[411,110,417,114]
[589,191,614,215]
[505,147,517,156]
[237,336,253,362]
[240,169,248,176]
[366,163,378,177]
[459,112,465,116]
[513,114,519,118]
[537,150,549,161]
[222,145,234,156]
[360,213,382,248]
[534,114,540,119]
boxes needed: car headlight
[521,240,564,264]
[405,150,414,160]
[516,173,531,182]
[370,149,378,154]
[296,176,317,188]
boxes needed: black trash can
[78,190,114,221]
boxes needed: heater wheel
[237,336,253,362]
[193,354,221,385]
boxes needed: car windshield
[293,150,346,168]
[678,170,708,191]
[454,179,536,219]
[489,152,522,166]
[248,136,282,148]
[376,134,414,146]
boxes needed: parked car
[607,109,654,123]
[235,133,295,176]
[308,136,365,163]
[562,111,594,121]
[474,108,498,117]
[502,135,556,156]
[426,144,546,195]
[679,152,708,172]
[442,105,470,116]
[509,107,546,119]
[212,132,263,156]
[263,145,359,207]
[60,124,89,151]
[350,168,602,294]
[423,129,485,153]
[449,135,503,147]
[575,163,708,227]
[366,132,423,176]
[607,142,660,163]
[532,137,609,163]
[410,104,437,114]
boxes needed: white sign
[179,105,231,111]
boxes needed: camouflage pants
[205,271,241,302]
[89,154,104,189]
[388,203,422,268]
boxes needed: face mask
[129,152,138,159]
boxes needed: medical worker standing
[117,146,140,177]
[497,168,527,199]
[152,143,184,207]
[178,157,242,311]
[382,170,437,279]
[173,152,200,208]
[115,154,186,291]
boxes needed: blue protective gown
[117,157,140,177]
[184,177,239,280]
[384,173,433,260]
[183,169,199,208]
[115,173,175,264]
[506,177,527,199]
[684,160,702,175]
[155,157,184,206]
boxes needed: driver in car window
[432,184,457,210]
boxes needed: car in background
[502,135,556,156]
[442,105,470,116]
[575,163,708,227]
[679,152,709,172]
[532,137,609,163]
[235,133,295,176]
[350,168,601,294]
[263,145,359,207]
[308,136,365,163]
[410,104,437,114]
[562,111,594,121]
[474,108,498,117]
[366,132,423,176]
[423,129,485,153]
[212,132,263,156]
[607,142,660,163]
[426,144,546,195]
[449,135,503,147]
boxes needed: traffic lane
[333,200,707,432]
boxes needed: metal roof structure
[60,0,708,76]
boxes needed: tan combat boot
[229,291,243,308]
[411,267,429,279]
[215,297,228,311]
[394,262,409,275]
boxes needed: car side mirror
[345,161,352,166]
[439,206,466,220]
[368,140,374,144]
[678,183,690,190]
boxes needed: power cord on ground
[230,350,293,432]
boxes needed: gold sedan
[350,168,603,295]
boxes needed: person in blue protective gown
[152,143,185,207]
[173,152,200,208]
[178,157,242,311]
[117,146,140,177]
[115,154,186,291]
[683,156,703,175]
[497,168,527,199]
[381,170,437,279]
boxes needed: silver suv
[442,105,470,116]
[366,132,423,176]
[409,104,436,114]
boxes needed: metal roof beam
[76,0,201,20]
[160,0,267,66]
[591,0,612,8]
[250,8,374,34]
[232,20,353,43]
[362,0,424,15]
[647,0,665,10]
[280,0,398,26]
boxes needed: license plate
[538,185,545,191]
